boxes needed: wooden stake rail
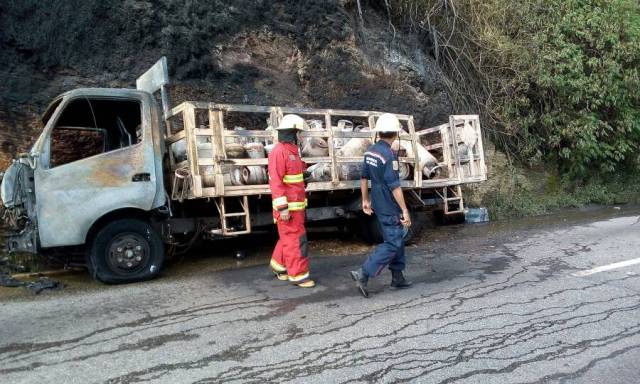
[165,102,486,200]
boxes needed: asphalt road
[2,207,640,383]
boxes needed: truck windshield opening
[49,98,141,168]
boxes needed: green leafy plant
[383,0,640,179]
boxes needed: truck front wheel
[87,219,164,284]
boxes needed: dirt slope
[0,0,452,168]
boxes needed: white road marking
[572,258,640,277]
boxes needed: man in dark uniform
[351,113,413,298]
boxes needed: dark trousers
[362,213,405,277]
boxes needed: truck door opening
[49,98,142,168]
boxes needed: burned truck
[0,58,487,284]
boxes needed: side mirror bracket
[18,152,39,169]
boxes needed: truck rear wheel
[358,211,424,245]
[87,219,164,284]
[433,209,466,225]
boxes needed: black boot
[350,268,369,298]
[391,270,413,289]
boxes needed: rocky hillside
[0,0,454,168]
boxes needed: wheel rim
[106,233,150,274]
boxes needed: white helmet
[373,113,402,132]
[277,114,306,130]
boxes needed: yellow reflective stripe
[288,272,309,282]
[272,196,288,209]
[288,203,306,211]
[288,199,308,211]
[270,259,287,272]
[283,174,304,183]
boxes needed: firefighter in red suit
[268,114,315,288]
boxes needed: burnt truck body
[0,58,487,283]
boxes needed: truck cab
[1,88,169,282]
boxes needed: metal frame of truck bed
[165,102,486,198]
[162,103,486,235]
[136,57,487,236]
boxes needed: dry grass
[382,0,537,160]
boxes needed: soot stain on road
[2,206,638,302]
[476,256,513,277]
[529,256,576,280]
[3,206,640,383]
[118,332,200,352]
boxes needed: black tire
[87,219,164,284]
[340,221,358,240]
[357,214,380,244]
[403,211,424,244]
[434,210,466,225]
[358,211,424,245]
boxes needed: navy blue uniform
[360,140,406,277]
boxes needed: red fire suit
[268,141,310,283]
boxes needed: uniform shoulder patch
[392,160,399,171]
[365,150,386,164]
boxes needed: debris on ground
[23,278,64,294]
[0,257,64,294]
[0,271,24,287]
[465,207,490,223]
